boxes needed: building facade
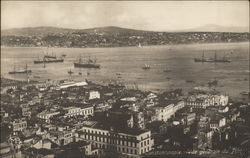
[78,126,154,158]
[12,118,27,132]
[63,106,94,118]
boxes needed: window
[141,149,143,154]
[147,140,149,145]
[141,142,143,147]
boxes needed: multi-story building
[88,90,100,100]
[133,112,145,129]
[12,118,27,132]
[210,115,226,129]
[37,110,60,123]
[173,101,185,112]
[21,104,31,117]
[186,94,229,108]
[153,104,175,122]
[185,112,196,126]
[49,130,75,146]
[63,106,94,118]
[77,124,154,158]
[198,128,214,149]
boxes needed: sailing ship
[74,56,100,68]
[9,64,32,74]
[34,48,64,64]
[194,52,231,63]
[142,64,150,70]
[138,43,142,48]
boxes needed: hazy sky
[1,1,249,31]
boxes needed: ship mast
[43,57,46,68]
[214,51,217,61]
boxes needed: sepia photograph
[0,1,249,158]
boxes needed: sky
[1,1,249,31]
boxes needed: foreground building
[77,122,154,158]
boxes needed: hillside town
[1,77,249,158]
[1,27,249,47]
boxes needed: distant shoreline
[1,41,249,49]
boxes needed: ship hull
[9,70,32,74]
[34,59,64,64]
[74,63,100,68]
[194,59,231,63]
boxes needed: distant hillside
[1,26,75,36]
[175,24,249,33]
[1,26,149,37]
[1,26,249,48]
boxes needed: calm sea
[1,42,249,101]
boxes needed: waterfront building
[186,94,229,108]
[58,81,88,89]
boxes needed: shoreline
[1,41,249,50]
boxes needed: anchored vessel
[34,48,64,64]
[142,64,150,70]
[9,64,32,74]
[74,56,100,68]
[34,57,64,64]
[194,52,231,63]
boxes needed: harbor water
[1,42,249,101]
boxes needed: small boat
[142,64,150,70]
[163,68,171,72]
[33,76,41,78]
[186,80,194,83]
[62,54,67,57]
[68,69,74,75]
[240,91,249,95]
